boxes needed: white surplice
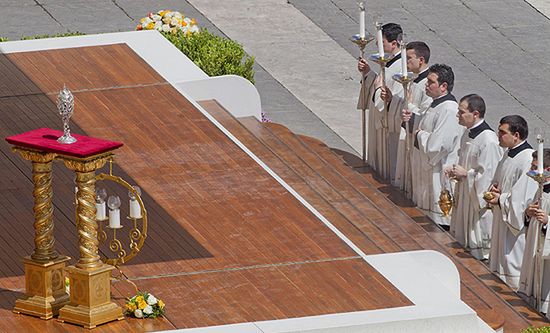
[449,121,503,259]
[391,70,431,197]
[415,94,464,225]
[357,53,403,180]
[490,142,538,289]
[519,189,550,313]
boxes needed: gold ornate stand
[58,153,123,328]
[12,149,70,319]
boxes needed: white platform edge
[0,32,493,333]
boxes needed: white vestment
[357,53,403,180]
[449,122,503,259]
[518,189,550,313]
[415,94,463,225]
[490,142,537,289]
[391,70,431,197]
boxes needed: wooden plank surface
[0,44,411,332]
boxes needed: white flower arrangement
[125,292,165,319]
[137,10,199,35]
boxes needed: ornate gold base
[13,255,71,319]
[58,264,123,328]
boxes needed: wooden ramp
[201,100,550,333]
[0,44,410,332]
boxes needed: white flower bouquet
[137,10,199,35]
[125,292,165,319]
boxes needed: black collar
[544,183,550,193]
[468,121,492,139]
[385,53,401,68]
[414,69,428,83]
[430,93,456,108]
[507,141,532,158]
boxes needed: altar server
[414,64,463,227]
[484,115,538,289]
[518,149,550,313]
[389,41,432,196]
[447,94,503,259]
[357,23,403,180]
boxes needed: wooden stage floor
[0,44,411,332]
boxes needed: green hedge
[162,29,255,84]
[523,327,550,333]
[0,29,255,84]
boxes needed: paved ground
[1,0,549,152]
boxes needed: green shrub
[0,37,8,42]
[20,32,86,40]
[523,326,550,333]
[162,29,255,84]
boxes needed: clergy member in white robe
[485,115,538,289]
[357,23,403,180]
[447,94,503,260]
[387,41,432,197]
[415,64,463,226]
[518,149,550,313]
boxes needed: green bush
[162,29,255,84]
[0,32,85,43]
[20,32,86,40]
[523,326,550,333]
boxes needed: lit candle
[359,3,365,39]
[109,208,120,229]
[537,134,544,174]
[376,22,384,58]
[401,44,407,78]
[95,188,107,220]
[129,186,142,219]
[96,202,106,220]
[107,195,121,228]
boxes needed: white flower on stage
[162,24,170,32]
[147,294,158,305]
[143,305,153,315]
[134,309,143,318]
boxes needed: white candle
[129,199,141,219]
[109,209,120,228]
[538,135,544,174]
[401,46,407,78]
[359,4,365,39]
[96,202,106,220]
[376,24,384,58]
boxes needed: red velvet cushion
[5,128,123,158]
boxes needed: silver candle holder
[57,85,77,144]
[370,21,394,179]
[392,34,415,197]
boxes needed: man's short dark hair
[533,148,550,168]
[406,41,430,63]
[428,64,455,93]
[500,115,529,140]
[459,94,486,118]
[382,23,402,43]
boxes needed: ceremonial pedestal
[6,128,124,328]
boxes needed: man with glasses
[484,115,538,289]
